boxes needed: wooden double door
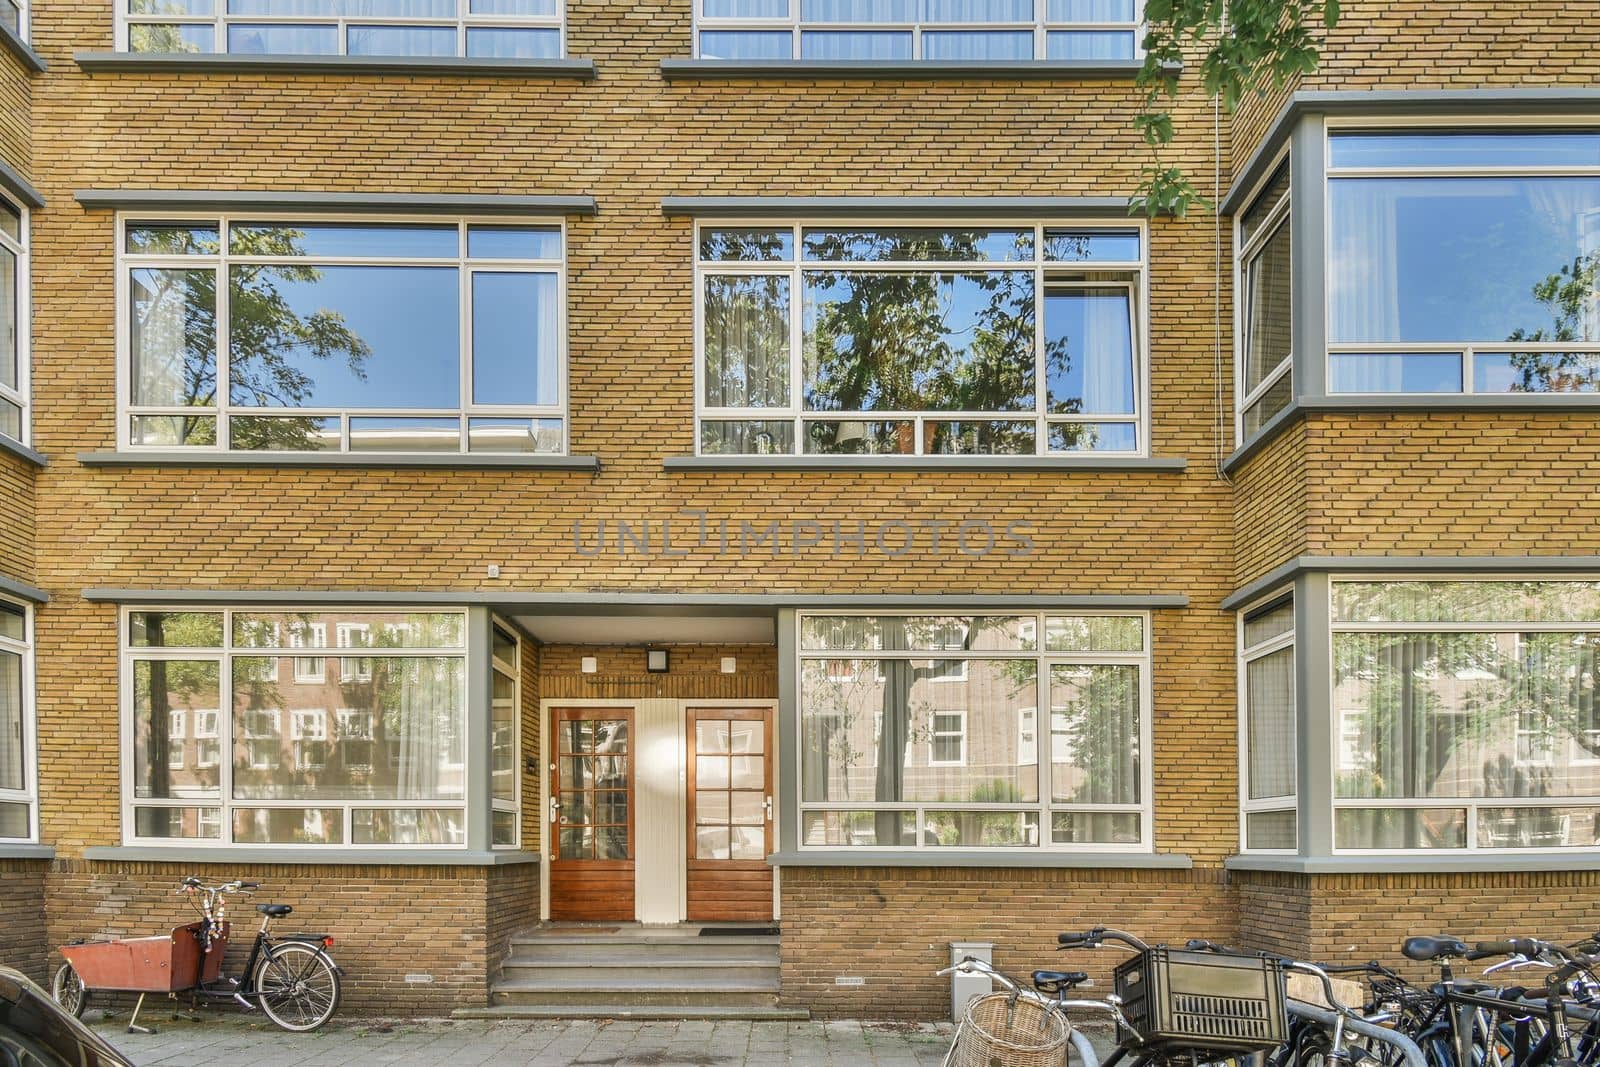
[547,705,774,923]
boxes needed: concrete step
[454,1004,809,1021]
[502,958,778,983]
[490,986,782,1008]
[505,943,779,965]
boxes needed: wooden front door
[686,707,774,922]
[549,707,635,921]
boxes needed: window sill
[74,52,596,78]
[0,574,48,604]
[0,844,53,861]
[0,434,47,468]
[661,58,1168,81]
[664,455,1187,472]
[84,845,540,866]
[77,450,601,472]
[1226,853,1600,875]
[0,23,46,73]
[769,849,1192,869]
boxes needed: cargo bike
[49,877,342,1034]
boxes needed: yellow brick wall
[1232,421,1307,586]
[0,450,33,585]
[0,46,30,178]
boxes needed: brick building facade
[0,0,1597,1022]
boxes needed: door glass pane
[697,755,731,788]
[730,791,764,824]
[696,720,731,753]
[559,756,591,789]
[697,792,730,824]
[729,721,764,753]
[559,825,591,858]
[558,791,589,823]
[593,789,628,824]
[596,826,629,859]
[730,825,765,859]
[696,825,731,859]
[597,720,628,752]
[730,754,763,788]
[559,719,592,753]
[594,755,627,788]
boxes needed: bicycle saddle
[257,904,293,918]
[1402,935,1470,961]
[1032,970,1090,993]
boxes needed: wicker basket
[943,992,1070,1067]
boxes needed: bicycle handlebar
[1057,927,1151,952]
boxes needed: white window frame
[1236,588,1297,855]
[116,0,565,58]
[1322,116,1600,398]
[489,617,521,850]
[1233,152,1292,445]
[115,211,569,455]
[118,605,471,849]
[1328,575,1600,855]
[692,1,1144,62]
[0,596,36,843]
[927,709,967,767]
[795,610,1154,853]
[693,218,1150,458]
[0,195,30,449]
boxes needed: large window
[0,598,34,842]
[697,223,1146,456]
[1332,581,1600,852]
[695,0,1141,62]
[119,216,565,454]
[1238,594,1295,852]
[1327,128,1600,396]
[797,612,1151,851]
[0,196,28,448]
[122,608,469,847]
[1236,161,1291,439]
[119,0,563,59]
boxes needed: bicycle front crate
[1113,947,1288,1055]
[60,921,229,994]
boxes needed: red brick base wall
[0,859,49,983]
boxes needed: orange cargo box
[61,922,228,993]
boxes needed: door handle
[763,795,773,820]
[549,795,560,824]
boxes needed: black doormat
[699,926,778,936]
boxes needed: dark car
[0,967,133,1067]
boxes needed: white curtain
[532,271,560,406]
[1327,179,1401,388]
[921,30,1031,59]
[924,0,1033,20]
[801,0,913,20]
[800,30,911,57]
[227,23,339,53]
[466,27,560,58]
[346,24,455,55]
[394,657,463,800]
[1047,0,1131,19]
[0,650,20,793]
[1246,647,1294,800]
[703,0,789,15]
[1081,288,1133,415]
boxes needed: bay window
[120,216,565,454]
[697,223,1147,456]
[695,1,1143,63]
[0,598,34,842]
[797,612,1151,851]
[1236,161,1291,437]
[119,0,564,60]
[1327,128,1600,395]
[1238,594,1295,852]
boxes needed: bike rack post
[127,992,155,1035]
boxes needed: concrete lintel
[768,850,1193,869]
[82,845,540,866]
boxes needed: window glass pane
[921,31,1032,60]
[468,417,563,453]
[492,669,516,803]
[492,809,517,846]
[1335,807,1466,850]
[471,0,558,12]
[1045,30,1134,59]
[127,224,220,255]
[472,272,559,406]
[803,271,1034,412]
[130,267,216,408]
[352,808,465,845]
[801,615,1038,651]
[467,226,560,260]
[131,0,213,13]
[803,419,913,454]
[228,265,459,409]
[701,420,794,455]
[705,0,788,13]
[1052,810,1140,845]
[1333,581,1600,625]
[1329,176,1600,346]
[360,0,457,14]
[348,24,455,56]
[800,809,911,846]
[1334,631,1600,800]
[699,30,792,58]
[0,246,14,396]
[1048,421,1137,452]
[1328,352,1463,394]
[229,223,457,259]
[492,625,517,666]
[1043,229,1140,262]
[927,0,1032,17]
[1047,0,1132,20]
[226,0,335,12]
[923,810,1039,847]
[233,807,344,844]
[799,659,1038,803]
[800,30,912,59]
[1246,646,1295,800]
[232,612,465,648]
[0,398,17,442]
[803,228,1033,262]
[1243,600,1293,647]
[704,275,790,408]
[1045,286,1134,415]
[466,28,561,58]
[923,420,1034,455]
[130,414,217,447]
[132,659,221,799]
[1478,807,1600,849]
[0,602,21,640]
[226,23,339,53]
[129,24,215,51]
[801,0,913,20]
[232,655,464,800]
[1051,664,1140,805]
[1474,352,1600,394]
[130,611,223,648]
[700,228,794,262]
[0,202,19,245]
[0,650,20,794]
[1241,368,1291,436]
[133,806,221,839]
[1245,810,1296,850]
[348,416,460,451]
[1329,131,1600,170]
[230,414,340,451]
[1239,164,1289,246]
[1242,218,1291,395]
[1044,615,1142,652]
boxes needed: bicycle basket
[1113,947,1287,1055]
[945,992,1069,1067]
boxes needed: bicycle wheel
[50,961,88,1018]
[254,942,341,1032]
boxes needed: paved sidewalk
[89,1013,962,1066]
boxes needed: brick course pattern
[0,451,34,586]
[0,859,48,983]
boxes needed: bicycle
[50,876,343,1034]
[937,955,1117,1066]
